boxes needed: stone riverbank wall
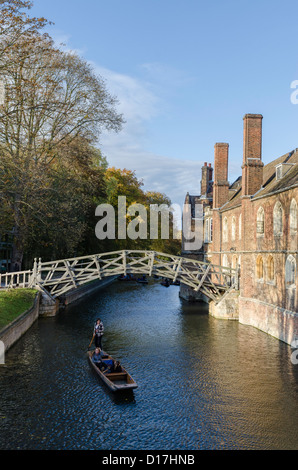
[0,277,117,352]
[39,276,117,317]
[0,292,41,354]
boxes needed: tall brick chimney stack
[242,114,264,196]
[213,143,229,209]
[200,162,213,197]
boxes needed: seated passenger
[102,359,114,374]
[103,360,122,374]
[114,361,122,372]
[92,348,103,366]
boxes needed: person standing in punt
[94,318,104,350]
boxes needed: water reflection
[0,280,297,450]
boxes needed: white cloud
[51,31,86,57]
[100,137,203,206]
[93,65,160,123]
[50,32,202,205]
[93,64,202,205]
[140,62,195,89]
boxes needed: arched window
[204,218,213,243]
[273,202,283,236]
[257,207,265,236]
[290,199,298,234]
[285,255,296,288]
[239,214,242,240]
[267,255,274,282]
[223,217,228,242]
[256,255,264,280]
[231,217,236,241]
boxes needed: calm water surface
[0,280,297,450]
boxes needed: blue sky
[30,0,298,205]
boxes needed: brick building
[181,114,298,345]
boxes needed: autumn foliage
[0,1,180,270]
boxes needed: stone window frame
[266,255,275,284]
[256,206,265,237]
[256,255,264,282]
[204,217,213,244]
[273,201,283,237]
[209,218,213,243]
[204,218,210,243]
[290,199,298,234]
[239,214,242,240]
[285,255,296,289]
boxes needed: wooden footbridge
[0,250,239,303]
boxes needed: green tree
[23,138,108,265]
[103,167,148,251]
[0,2,123,268]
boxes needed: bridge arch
[0,250,239,304]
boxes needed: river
[0,279,297,450]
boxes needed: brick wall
[242,114,264,196]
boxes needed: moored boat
[136,275,148,284]
[117,274,136,281]
[136,278,148,284]
[87,351,138,392]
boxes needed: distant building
[181,114,298,345]
[0,233,13,273]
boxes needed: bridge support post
[31,258,38,287]
[209,291,240,320]
[179,283,208,302]
[39,292,60,317]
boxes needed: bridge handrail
[0,250,239,303]
[37,250,238,275]
[0,269,34,288]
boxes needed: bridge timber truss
[0,250,239,304]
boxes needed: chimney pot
[213,143,229,208]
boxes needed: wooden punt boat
[87,351,138,392]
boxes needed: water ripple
[0,281,298,450]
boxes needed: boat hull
[88,351,138,392]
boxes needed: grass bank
[0,289,38,329]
